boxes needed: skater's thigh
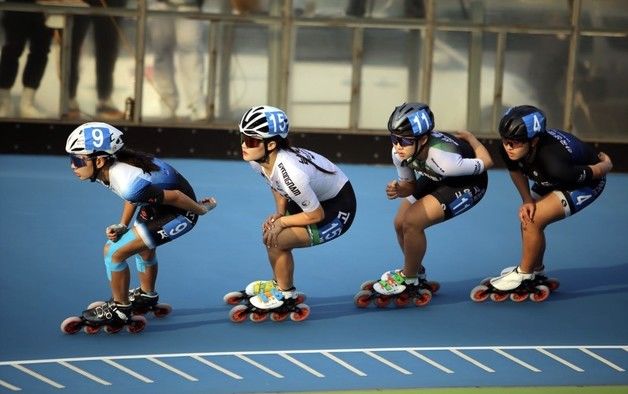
[531,192,566,227]
[109,228,151,261]
[276,226,312,250]
[403,194,444,229]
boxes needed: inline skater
[62,122,216,333]
[227,105,356,322]
[472,105,612,302]
[356,102,493,308]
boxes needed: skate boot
[492,265,559,292]
[354,269,438,308]
[129,287,172,318]
[60,300,147,335]
[228,286,310,323]
[470,267,551,303]
[223,280,307,305]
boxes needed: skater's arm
[509,170,535,225]
[271,188,288,215]
[119,201,136,227]
[162,189,213,215]
[386,180,415,199]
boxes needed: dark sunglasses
[390,135,416,147]
[240,134,264,148]
[501,138,526,149]
[70,154,88,168]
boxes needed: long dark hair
[273,137,336,175]
[114,147,160,173]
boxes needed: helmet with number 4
[65,122,124,156]
[499,105,546,141]
[388,102,435,137]
[239,105,289,139]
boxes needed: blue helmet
[239,105,289,139]
[499,105,546,141]
[387,102,435,137]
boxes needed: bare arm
[589,152,613,179]
[454,130,494,170]
[162,189,215,215]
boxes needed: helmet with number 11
[387,102,435,137]
[498,105,546,142]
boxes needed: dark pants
[0,11,53,89]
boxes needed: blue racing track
[0,155,627,393]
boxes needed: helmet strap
[89,157,100,182]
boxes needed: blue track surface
[0,155,627,393]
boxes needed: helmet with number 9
[239,105,289,139]
[388,102,435,137]
[65,122,125,156]
[498,105,546,141]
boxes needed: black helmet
[387,102,435,137]
[498,105,546,141]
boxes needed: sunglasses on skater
[390,134,417,147]
[70,154,88,168]
[501,138,526,149]
[240,134,264,148]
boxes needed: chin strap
[402,138,426,168]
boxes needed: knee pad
[104,230,136,280]
[135,254,158,273]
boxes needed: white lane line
[0,379,21,392]
[449,349,495,372]
[11,364,64,389]
[407,350,454,373]
[279,353,325,378]
[493,349,541,372]
[235,354,283,378]
[364,351,412,375]
[102,359,154,383]
[536,348,584,372]
[579,348,625,372]
[191,355,243,380]
[322,352,367,376]
[58,361,111,385]
[147,357,198,381]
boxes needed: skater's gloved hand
[106,223,128,242]
[385,180,400,200]
[263,217,286,248]
[519,201,536,227]
[198,197,217,215]
[263,213,283,232]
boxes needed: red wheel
[83,325,101,335]
[530,285,550,302]
[413,289,432,306]
[360,280,377,291]
[125,315,147,333]
[490,292,509,302]
[249,311,268,323]
[426,281,440,294]
[229,305,248,323]
[104,324,124,334]
[295,292,307,304]
[510,292,529,302]
[374,295,391,308]
[270,311,289,322]
[223,291,245,305]
[545,278,560,292]
[290,304,310,322]
[469,285,489,302]
[394,293,411,307]
[479,277,492,286]
[353,290,372,308]
[60,317,82,334]
[132,306,149,316]
[153,304,172,318]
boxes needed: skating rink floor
[0,154,627,393]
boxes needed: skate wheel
[413,289,432,307]
[426,281,440,294]
[60,316,83,335]
[223,291,246,305]
[394,293,411,307]
[290,303,310,322]
[470,285,490,302]
[229,305,248,323]
[360,280,377,291]
[530,285,550,302]
[83,325,101,335]
[295,292,307,304]
[249,311,268,323]
[104,324,124,334]
[546,278,560,292]
[374,295,391,308]
[353,290,372,308]
[153,303,172,318]
[87,300,106,310]
[510,292,529,302]
[126,315,147,333]
[479,277,492,287]
[270,311,289,322]
[132,306,149,316]
[490,292,509,302]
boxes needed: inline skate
[470,266,556,303]
[84,287,172,318]
[61,300,147,335]
[354,269,440,308]
[228,287,310,323]
[223,280,306,305]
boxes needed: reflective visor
[390,134,416,147]
[70,154,88,168]
[240,134,264,148]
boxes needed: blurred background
[0,0,626,160]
